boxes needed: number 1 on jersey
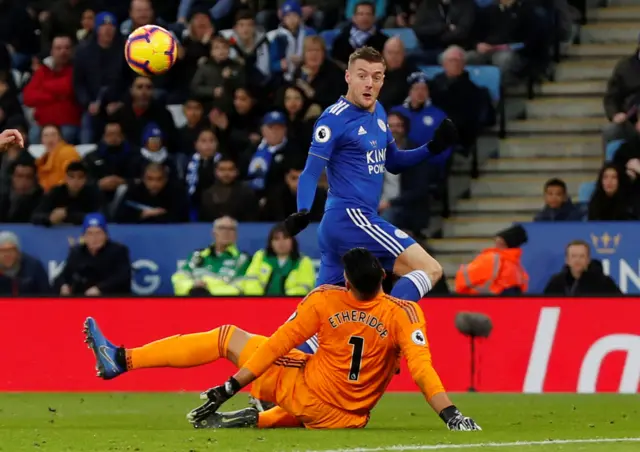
[348,336,365,381]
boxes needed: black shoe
[192,407,259,429]
[248,396,276,412]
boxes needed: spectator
[543,240,621,295]
[0,0,39,71]
[238,223,315,296]
[171,216,251,296]
[455,224,529,295]
[602,38,640,144]
[119,0,169,37]
[185,128,220,218]
[0,71,24,132]
[0,117,30,196]
[109,76,180,153]
[391,72,448,146]
[292,36,345,109]
[412,0,475,64]
[176,0,236,28]
[178,98,207,155]
[533,178,582,222]
[190,35,246,111]
[611,136,640,191]
[56,212,131,295]
[23,35,82,145]
[430,45,495,149]
[378,37,418,110]
[261,161,326,222]
[170,11,215,102]
[209,87,263,154]
[379,112,431,235]
[0,155,43,223]
[84,121,138,205]
[32,161,102,226]
[74,11,125,144]
[466,0,533,83]
[587,163,638,221]
[76,7,96,42]
[42,0,93,48]
[247,111,302,197]
[278,84,321,145]
[331,1,388,67]
[35,124,81,193]
[200,155,259,222]
[269,0,317,82]
[220,10,281,88]
[0,231,50,295]
[133,122,179,179]
[115,162,189,223]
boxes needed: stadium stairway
[431,0,640,286]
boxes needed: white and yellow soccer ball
[125,25,178,76]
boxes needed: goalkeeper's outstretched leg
[83,317,276,410]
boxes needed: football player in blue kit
[284,46,457,311]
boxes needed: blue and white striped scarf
[275,25,307,81]
[186,152,221,196]
[247,138,288,191]
[349,24,375,49]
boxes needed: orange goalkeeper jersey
[243,285,446,415]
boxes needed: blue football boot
[83,317,126,380]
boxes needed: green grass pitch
[0,393,638,451]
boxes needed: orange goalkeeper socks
[126,325,236,370]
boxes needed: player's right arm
[296,113,342,212]
[187,290,325,424]
[392,301,482,431]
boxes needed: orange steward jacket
[455,248,528,294]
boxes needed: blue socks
[391,270,432,302]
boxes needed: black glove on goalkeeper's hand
[428,118,459,155]
[440,405,482,431]
[186,377,240,423]
[283,209,310,236]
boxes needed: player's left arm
[393,303,482,431]
[385,117,457,174]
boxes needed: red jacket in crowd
[23,63,82,127]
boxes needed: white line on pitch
[298,437,640,452]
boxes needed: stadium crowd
[0,0,580,296]
[535,35,640,223]
[0,0,570,232]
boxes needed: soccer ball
[125,25,178,76]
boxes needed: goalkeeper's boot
[192,407,259,429]
[248,396,276,412]
[83,317,126,380]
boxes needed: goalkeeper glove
[283,209,311,236]
[428,118,458,155]
[186,377,240,423]
[439,405,482,431]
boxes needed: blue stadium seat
[605,139,625,162]
[382,28,419,51]
[320,29,340,53]
[418,65,501,103]
[578,181,596,204]
[474,0,494,7]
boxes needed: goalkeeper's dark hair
[342,248,384,301]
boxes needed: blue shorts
[316,207,417,285]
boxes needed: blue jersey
[309,97,393,213]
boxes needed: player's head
[345,46,386,111]
[342,248,385,301]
